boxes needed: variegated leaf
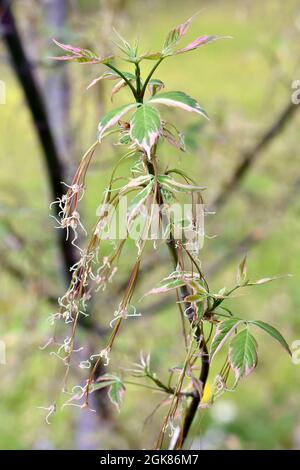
[149,91,208,119]
[51,39,113,64]
[162,127,185,152]
[158,174,205,193]
[87,71,134,90]
[98,103,137,140]
[111,73,136,100]
[175,35,228,55]
[130,104,162,159]
[108,379,126,412]
[163,16,194,54]
[148,79,165,97]
[210,318,242,361]
[247,274,291,286]
[229,328,258,382]
[145,278,186,296]
[237,255,247,285]
[118,175,153,197]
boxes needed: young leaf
[113,29,139,62]
[184,294,205,303]
[247,274,291,286]
[127,181,154,224]
[158,174,206,193]
[108,379,126,412]
[210,318,242,361]
[98,103,137,139]
[145,278,186,296]
[237,255,247,285]
[162,126,185,152]
[87,72,118,90]
[118,175,153,197]
[162,16,194,54]
[93,373,119,391]
[149,91,208,119]
[229,328,258,382]
[87,71,134,90]
[148,79,165,97]
[51,39,113,64]
[175,35,228,55]
[130,104,162,159]
[249,320,291,356]
[111,73,136,100]
[141,52,163,60]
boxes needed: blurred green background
[0,0,300,450]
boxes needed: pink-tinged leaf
[228,328,258,383]
[145,278,186,296]
[108,379,126,412]
[87,71,135,91]
[247,274,292,286]
[98,103,137,140]
[111,79,127,100]
[149,91,208,119]
[52,39,83,54]
[175,35,231,55]
[87,72,120,90]
[163,15,195,53]
[50,55,77,61]
[144,271,200,297]
[163,127,185,152]
[51,38,113,64]
[110,73,136,101]
[148,79,165,97]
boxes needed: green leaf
[210,318,242,360]
[149,91,208,119]
[98,103,137,139]
[108,379,126,412]
[249,320,291,356]
[113,29,139,62]
[130,104,162,159]
[229,328,258,382]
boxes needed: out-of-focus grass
[0,0,300,449]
